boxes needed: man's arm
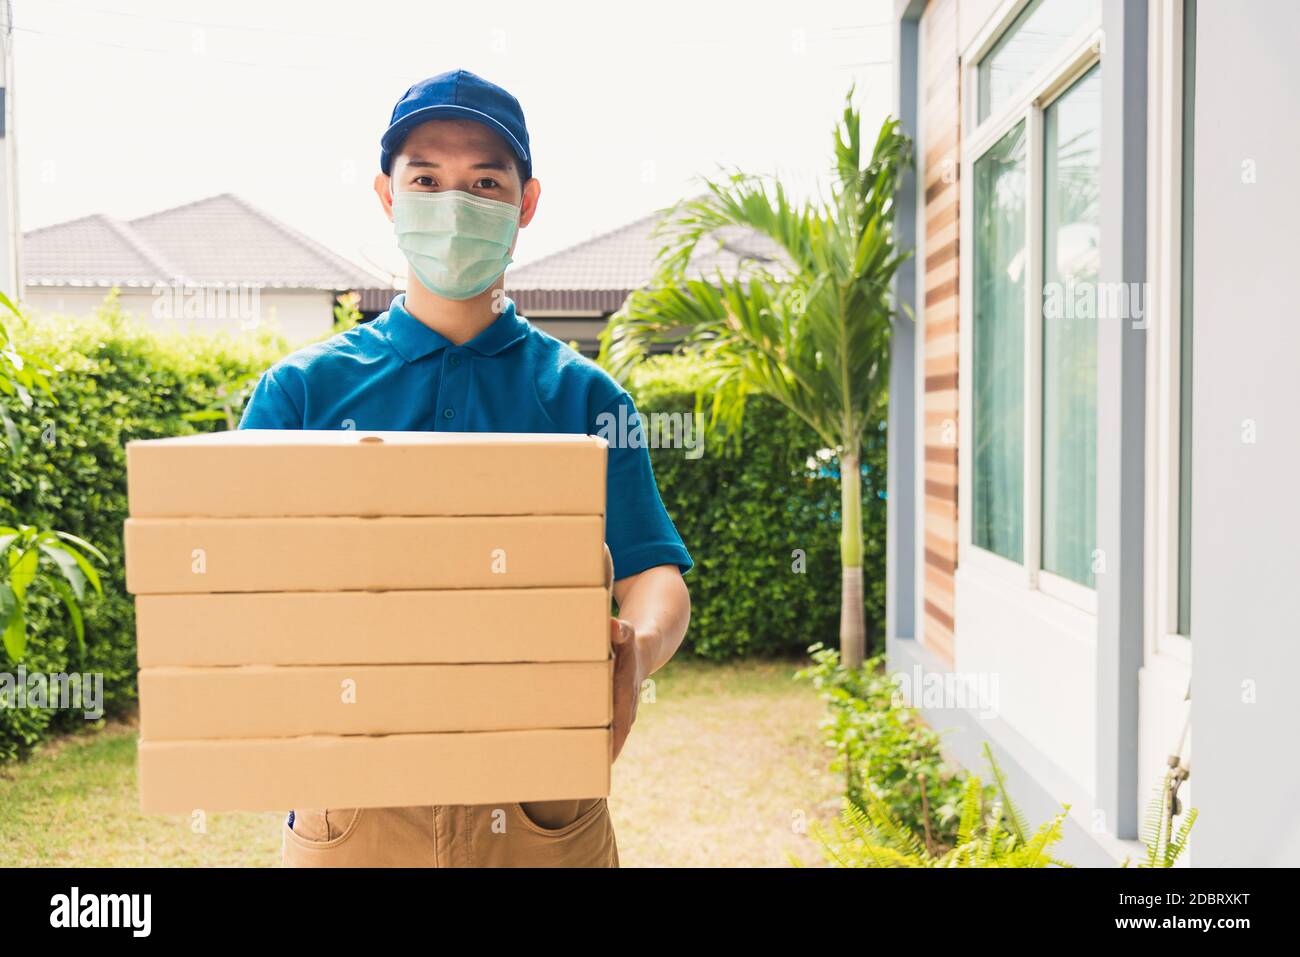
[239,369,304,429]
[608,564,691,761]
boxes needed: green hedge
[0,296,287,761]
[0,302,887,760]
[627,355,887,660]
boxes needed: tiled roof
[506,206,791,313]
[24,193,387,291]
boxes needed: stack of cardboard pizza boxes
[124,429,612,813]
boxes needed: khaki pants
[282,799,619,868]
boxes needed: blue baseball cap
[380,69,532,182]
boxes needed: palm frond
[598,93,912,465]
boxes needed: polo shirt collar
[382,293,530,363]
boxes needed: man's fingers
[608,618,638,764]
[611,724,630,763]
[609,617,634,649]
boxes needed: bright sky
[15,0,895,279]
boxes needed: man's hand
[609,617,644,763]
[606,564,691,763]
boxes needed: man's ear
[519,177,541,229]
[374,173,394,222]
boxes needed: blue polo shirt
[238,294,692,580]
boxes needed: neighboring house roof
[506,206,791,314]
[24,193,387,291]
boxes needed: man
[239,69,692,868]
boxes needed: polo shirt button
[443,408,455,420]
[449,355,462,367]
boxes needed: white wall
[1188,0,1300,867]
[954,568,1098,796]
[22,286,335,345]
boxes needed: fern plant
[1123,769,1197,868]
[812,743,1073,868]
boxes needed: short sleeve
[596,392,693,580]
[239,369,303,430]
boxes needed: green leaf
[180,409,230,422]
[0,405,20,453]
[0,530,20,559]
[49,576,86,660]
[39,542,87,601]
[56,541,104,596]
[1,593,25,661]
[53,531,109,566]
[7,546,38,600]
[0,581,15,623]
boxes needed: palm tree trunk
[839,450,866,669]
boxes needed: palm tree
[600,91,912,669]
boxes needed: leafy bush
[796,643,974,849]
[0,294,287,760]
[799,647,1199,868]
[0,306,883,760]
[627,355,886,659]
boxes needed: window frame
[1143,0,1193,668]
[958,0,1104,615]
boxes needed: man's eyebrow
[402,159,510,170]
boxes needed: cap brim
[381,104,530,175]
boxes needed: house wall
[22,287,336,345]
[918,0,962,666]
[1188,0,1300,867]
[896,0,1298,865]
[522,313,609,357]
[898,0,1151,857]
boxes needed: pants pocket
[469,799,618,867]
[283,806,439,868]
[289,807,361,843]
[282,807,366,867]
[514,799,605,836]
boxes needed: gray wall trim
[887,7,922,644]
[887,634,1144,866]
[1094,0,1148,841]
[895,0,927,23]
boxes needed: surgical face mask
[391,187,521,300]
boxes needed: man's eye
[413,176,436,188]
[474,178,499,190]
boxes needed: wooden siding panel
[920,0,961,667]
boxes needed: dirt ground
[0,657,841,867]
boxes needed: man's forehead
[399,119,513,162]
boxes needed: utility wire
[11,24,418,81]
[25,0,439,48]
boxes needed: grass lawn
[0,657,842,867]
